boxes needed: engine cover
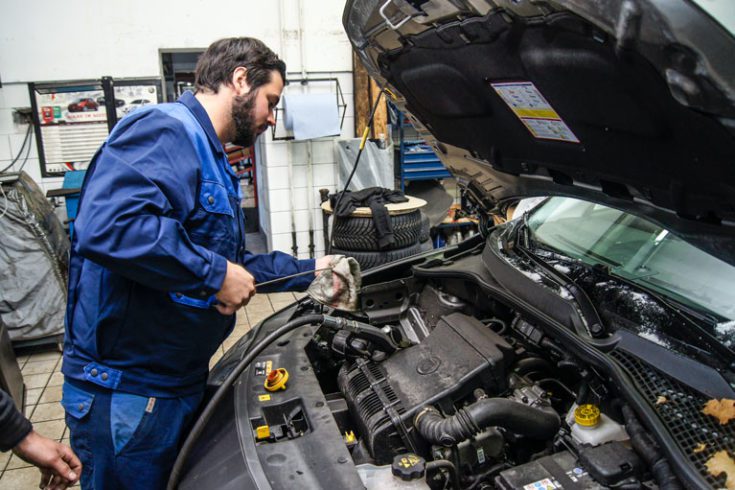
[338,312,514,463]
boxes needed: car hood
[344,0,735,265]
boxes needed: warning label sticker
[522,477,560,490]
[491,81,580,143]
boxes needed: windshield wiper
[515,217,606,339]
[608,271,735,367]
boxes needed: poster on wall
[29,77,162,177]
[29,79,113,176]
[111,78,162,124]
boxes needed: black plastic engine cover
[386,312,514,408]
[338,312,513,463]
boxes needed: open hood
[344,0,735,264]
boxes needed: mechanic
[1,388,82,489]
[61,37,332,489]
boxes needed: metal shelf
[393,106,452,191]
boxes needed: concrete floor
[0,290,304,489]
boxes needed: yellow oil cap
[574,404,601,427]
[264,368,289,392]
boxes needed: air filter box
[338,313,513,463]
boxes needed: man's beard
[231,91,257,147]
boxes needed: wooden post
[352,51,388,140]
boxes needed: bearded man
[61,37,331,489]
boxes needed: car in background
[67,97,98,112]
[172,1,735,489]
[96,96,126,108]
[121,98,152,115]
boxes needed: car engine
[305,276,657,490]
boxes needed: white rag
[307,255,362,311]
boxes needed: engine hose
[621,404,682,490]
[414,398,561,447]
[512,357,553,376]
[426,459,460,490]
[167,314,325,490]
[322,316,398,353]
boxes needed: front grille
[611,350,733,488]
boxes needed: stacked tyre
[331,210,429,270]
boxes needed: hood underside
[344,0,735,264]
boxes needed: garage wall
[0,0,354,259]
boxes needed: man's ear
[231,66,250,95]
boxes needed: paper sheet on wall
[283,93,340,140]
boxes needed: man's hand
[215,261,256,315]
[13,430,81,490]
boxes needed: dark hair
[195,37,286,94]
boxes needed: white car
[121,98,152,115]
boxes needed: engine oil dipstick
[264,368,290,392]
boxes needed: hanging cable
[327,88,385,253]
[15,130,34,173]
[0,124,33,174]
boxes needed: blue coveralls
[61,92,315,489]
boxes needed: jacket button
[208,196,215,204]
[101,373,109,381]
[90,368,98,377]
[78,403,84,411]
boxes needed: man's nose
[267,110,276,127]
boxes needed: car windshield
[527,197,735,330]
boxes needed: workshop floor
[0,291,304,489]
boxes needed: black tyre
[332,210,421,251]
[419,211,431,243]
[332,242,423,270]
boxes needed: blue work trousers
[62,379,203,490]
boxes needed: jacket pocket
[199,180,234,217]
[169,292,217,310]
[61,382,95,420]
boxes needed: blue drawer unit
[395,107,452,191]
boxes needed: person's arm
[1,390,81,490]
[243,251,316,292]
[74,111,226,296]
[240,252,335,293]
[0,388,31,451]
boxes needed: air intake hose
[414,398,561,447]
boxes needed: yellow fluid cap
[264,368,289,392]
[345,431,356,444]
[574,404,601,427]
[256,425,271,440]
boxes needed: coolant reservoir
[566,404,629,447]
[356,464,430,489]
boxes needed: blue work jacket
[62,92,315,397]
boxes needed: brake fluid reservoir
[567,404,629,447]
[355,464,430,489]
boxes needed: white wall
[0,0,354,258]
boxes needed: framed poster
[110,78,163,126]
[29,77,163,177]
[29,78,115,177]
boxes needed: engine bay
[192,231,734,490]
[301,278,652,489]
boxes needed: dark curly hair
[195,37,286,94]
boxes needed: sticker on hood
[491,81,580,143]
